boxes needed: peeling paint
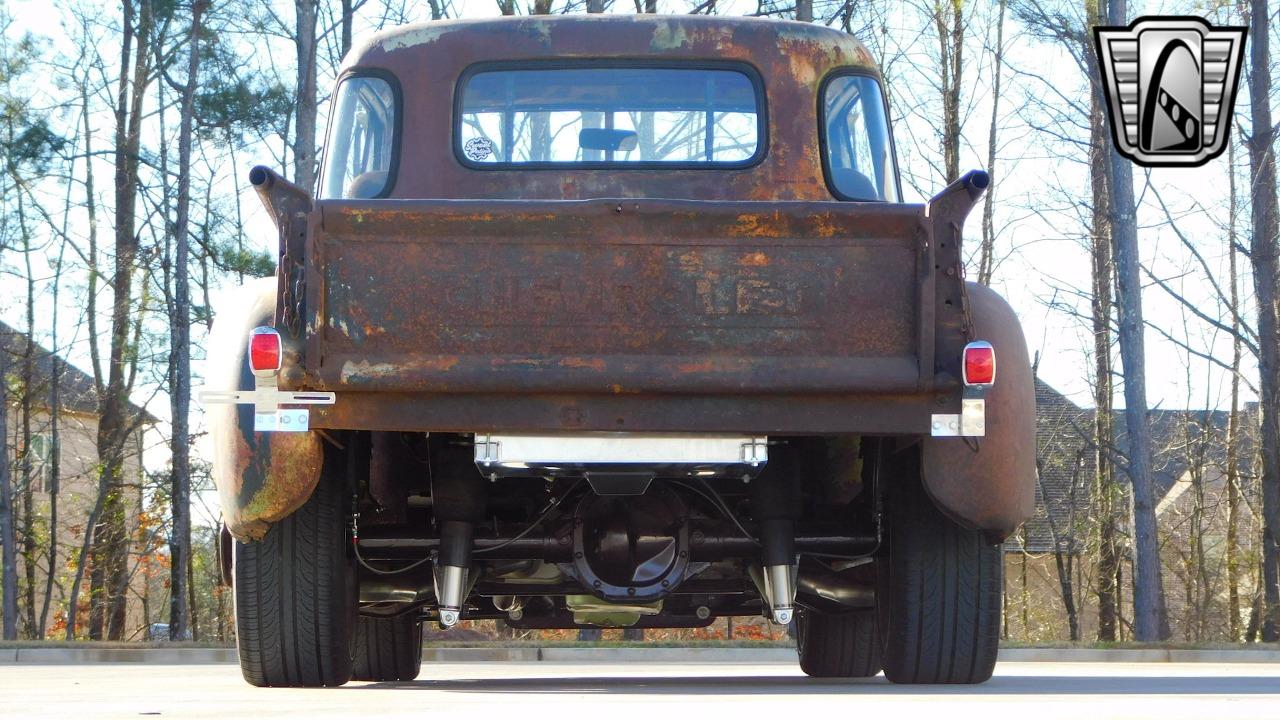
[377,23,450,52]
[650,23,692,51]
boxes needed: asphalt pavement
[2,661,1278,719]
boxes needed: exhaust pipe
[795,565,875,611]
[925,168,990,224]
[248,165,311,227]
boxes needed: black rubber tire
[352,614,424,681]
[796,607,882,678]
[878,453,1002,685]
[233,466,356,688]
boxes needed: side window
[29,434,53,494]
[822,74,899,202]
[321,76,397,199]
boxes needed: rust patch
[561,357,607,371]
[234,432,325,540]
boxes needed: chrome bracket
[931,392,986,438]
[198,381,334,433]
[474,435,502,466]
[739,438,769,466]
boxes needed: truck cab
[205,14,1035,688]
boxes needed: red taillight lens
[249,328,282,374]
[963,341,996,386]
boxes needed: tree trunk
[65,75,101,641]
[1103,0,1170,643]
[976,0,1006,286]
[930,0,964,183]
[795,0,812,21]
[168,0,204,642]
[1244,0,1280,644]
[91,0,153,642]
[1039,464,1080,640]
[341,0,353,57]
[294,0,318,193]
[1083,0,1119,642]
[0,325,17,640]
[1226,143,1243,640]
[38,169,71,639]
[16,142,38,638]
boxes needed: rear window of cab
[319,64,898,202]
[455,64,765,168]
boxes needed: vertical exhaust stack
[247,165,312,347]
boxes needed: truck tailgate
[306,199,927,395]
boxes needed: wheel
[796,606,881,678]
[233,460,356,687]
[877,451,1002,684]
[352,614,423,681]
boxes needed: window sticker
[464,137,494,162]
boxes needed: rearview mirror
[579,128,638,153]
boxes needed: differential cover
[571,489,690,602]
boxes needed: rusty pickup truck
[204,14,1034,688]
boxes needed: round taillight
[963,341,996,386]
[249,327,282,374]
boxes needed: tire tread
[352,615,423,682]
[796,607,881,678]
[234,471,354,688]
[880,454,1001,685]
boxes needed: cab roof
[343,15,879,75]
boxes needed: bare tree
[976,0,1007,286]
[88,0,156,641]
[932,0,965,182]
[1225,138,1244,641]
[1082,0,1120,643]
[294,0,319,192]
[1103,0,1169,641]
[1242,0,1280,642]
[163,0,208,641]
[0,327,15,640]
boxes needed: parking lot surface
[3,661,1279,719]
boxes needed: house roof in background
[1012,377,1258,554]
[1018,377,1095,553]
[0,321,157,425]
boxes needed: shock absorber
[430,434,488,628]
[759,517,797,625]
[435,520,472,627]
[751,444,802,625]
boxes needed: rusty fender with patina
[205,277,325,540]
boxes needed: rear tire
[234,463,356,687]
[796,607,882,678]
[352,614,423,681]
[878,452,1002,684]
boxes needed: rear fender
[207,278,325,541]
[920,282,1036,541]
